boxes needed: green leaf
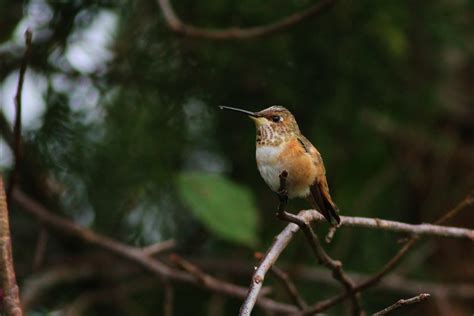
[176,172,259,247]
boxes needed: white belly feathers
[256,144,312,198]
[256,145,284,193]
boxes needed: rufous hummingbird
[220,105,341,226]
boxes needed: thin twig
[192,257,474,300]
[32,228,49,271]
[64,278,155,316]
[7,29,32,203]
[272,265,308,309]
[12,188,297,314]
[372,293,430,316]
[142,239,176,256]
[163,281,174,316]
[276,172,362,316]
[0,177,23,316]
[21,261,98,311]
[335,214,473,240]
[255,252,308,309]
[169,254,209,284]
[302,192,473,315]
[156,0,335,40]
[170,254,270,297]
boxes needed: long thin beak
[218,106,259,117]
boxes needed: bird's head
[219,105,301,145]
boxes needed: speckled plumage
[255,106,300,146]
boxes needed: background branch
[157,0,335,40]
[11,188,298,315]
[7,29,32,202]
[0,29,31,316]
[255,252,308,309]
[372,293,430,316]
[192,257,474,300]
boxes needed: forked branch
[275,171,362,315]
[11,189,298,314]
[302,192,473,315]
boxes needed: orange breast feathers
[277,138,318,195]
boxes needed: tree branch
[278,210,363,315]
[7,29,32,203]
[244,170,363,316]
[321,213,474,240]
[255,252,308,309]
[142,239,176,256]
[191,257,474,300]
[11,188,298,314]
[0,177,23,316]
[372,293,430,316]
[275,172,362,315]
[156,0,335,40]
[0,31,31,316]
[241,190,473,316]
[302,192,473,315]
[271,265,309,310]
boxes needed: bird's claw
[277,189,288,202]
[278,170,289,202]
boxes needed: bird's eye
[272,115,281,123]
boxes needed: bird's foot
[278,170,289,200]
[277,189,288,202]
[277,170,289,213]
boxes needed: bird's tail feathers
[309,182,341,226]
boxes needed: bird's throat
[256,125,291,146]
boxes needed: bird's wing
[297,135,341,226]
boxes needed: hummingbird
[219,105,340,226]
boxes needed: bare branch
[241,191,474,316]
[303,192,473,315]
[142,239,176,256]
[277,172,362,315]
[21,261,97,311]
[239,216,300,316]
[372,293,430,316]
[272,265,308,310]
[254,252,308,309]
[7,29,32,202]
[64,278,155,316]
[0,177,23,316]
[156,0,335,40]
[0,31,31,316]
[163,281,174,316]
[169,254,271,297]
[32,228,48,271]
[11,188,298,314]
[242,171,363,316]
[278,210,363,315]
[169,254,212,285]
[192,257,474,300]
[338,214,474,240]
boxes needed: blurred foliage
[177,172,259,247]
[0,0,473,315]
